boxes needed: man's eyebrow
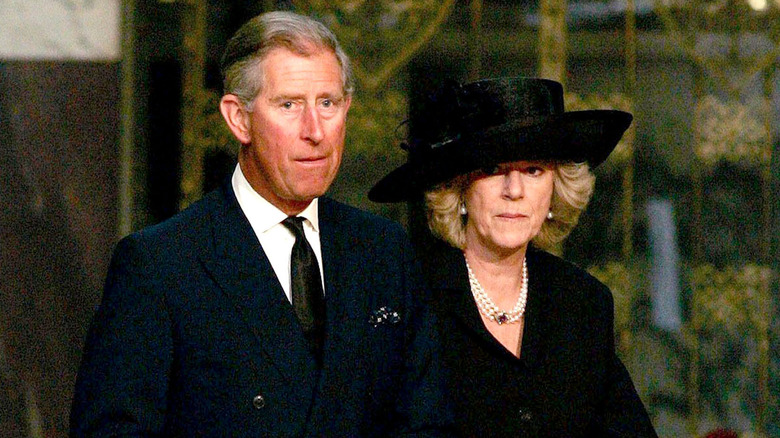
[268,92,344,102]
[269,93,305,103]
[318,92,345,101]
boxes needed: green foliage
[345,88,407,158]
[691,264,774,337]
[685,263,777,434]
[588,260,645,335]
[198,89,237,157]
[694,96,771,171]
[293,0,455,92]
[296,0,441,66]
[588,259,780,435]
[329,88,410,221]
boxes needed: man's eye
[321,99,332,108]
[281,101,295,109]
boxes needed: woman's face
[463,160,554,256]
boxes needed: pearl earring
[547,211,554,220]
[460,202,467,215]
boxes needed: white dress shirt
[231,164,325,303]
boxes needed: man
[71,11,449,437]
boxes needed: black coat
[419,241,657,437]
[70,180,452,437]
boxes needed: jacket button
[518,407,532,422]
[252,394,266,410]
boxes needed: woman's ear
[219,94,251,144]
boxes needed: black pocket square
[369,306,400,327]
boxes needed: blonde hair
[425,162,595,251]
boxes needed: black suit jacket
[71,181,451,437]
[419,241,657,437]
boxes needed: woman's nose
[502,170,524,199]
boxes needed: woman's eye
[481,165,500,175]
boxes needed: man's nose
[301,105,325,144]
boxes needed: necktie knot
[282,216,306,238]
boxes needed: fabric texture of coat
[70,180,451,437]
[418,240,657,437]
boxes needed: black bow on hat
[368,77,632,203]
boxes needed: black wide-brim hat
[368,77,632,203]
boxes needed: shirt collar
[232,164,320,232]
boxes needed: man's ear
[219,94,251,144]
[344,94,352,115]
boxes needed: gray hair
[220,11,354,107]
[425,162,595,251]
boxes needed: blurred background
[1,0,778,436]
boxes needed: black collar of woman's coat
[418,240,551,370]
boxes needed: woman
[369,77,657,437]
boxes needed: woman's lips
[497,212,527,219]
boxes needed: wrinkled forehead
[262,45,344,80]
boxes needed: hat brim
[368,110,631,203]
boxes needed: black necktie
[281,216,325,359]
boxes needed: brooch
[369,306,401,327]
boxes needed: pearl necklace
[464,254,528,325]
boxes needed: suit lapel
[197,181,318,384]
[317,198,370,358]
[292,198,372,435]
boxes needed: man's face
[236,47,351,214]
